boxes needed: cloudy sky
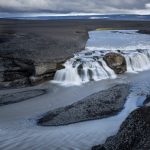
[0,0,150,17]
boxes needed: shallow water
[0,70,150,150]
[1,30,150,150]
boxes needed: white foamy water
[53,30,150,86]
[53,57,117,86]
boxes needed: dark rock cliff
[0,21,89,88]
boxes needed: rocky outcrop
[137,30,150,35]
[144,96,150,105]
[38,84,129,126]
[0,56,66,88]
[92,106,150,150]
[29,61,65,85]
[103,52,127,74]
[0,56,33,88]
[0,20,89,89]
[0,89,46,106]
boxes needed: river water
[0,30,150,150]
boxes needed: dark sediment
[0,19,150,88]
[38,84,129,126]
[92,106,150,150]
[0,89,46,106]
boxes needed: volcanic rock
[103,52,127,74]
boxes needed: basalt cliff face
[0,20,89,88]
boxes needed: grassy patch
[96,28,124,31]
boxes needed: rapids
[53,30,150,86]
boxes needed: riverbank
[92,106,150,150]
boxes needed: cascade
[52,30,150,86]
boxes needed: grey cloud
[0,0,150,14]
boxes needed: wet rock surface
[0,56,34,88]
[144,96,150,105]
[0,89,47,106]
[92,106,150,150]
[38,84,129,126]
[137,30,150,35]
[103,52,127,74]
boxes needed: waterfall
[53,55,117,85]
[52,30,150,86]
[52,49,150,86]
[53,60,82,85]
[125,50,150,73]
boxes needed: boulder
[38,84,129,126]
[92,106,150,150]
[103,52,127,74]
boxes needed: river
[0,30,150,150]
